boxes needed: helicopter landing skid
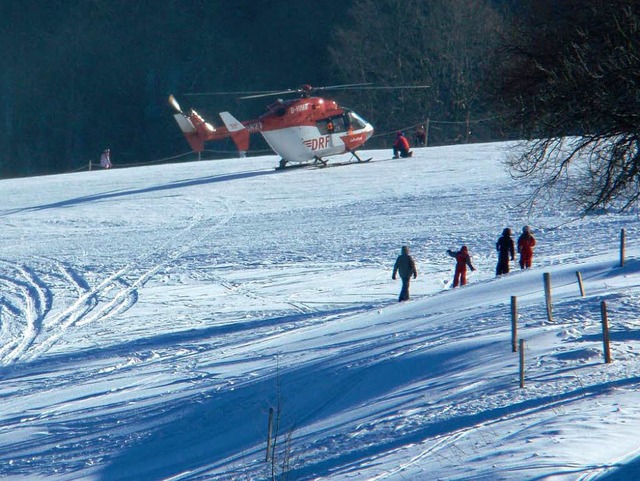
[274,159,308,171]
[274,154,372,171]
[347,149,372,163]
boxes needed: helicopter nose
[365,122,374,140]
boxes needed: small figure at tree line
[447,245,476,287]
[517,225,536,269]
[392,245,418,302]
[393,131,413,159]
[100,148,112,169]
[496,227,515,276]
[414,125,426,147]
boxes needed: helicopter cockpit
[317,109,368,135]
[345,109,368,130]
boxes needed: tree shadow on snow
[0,169,274,217]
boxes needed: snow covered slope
[1,142,639,480]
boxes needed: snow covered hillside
[1,142,640,481]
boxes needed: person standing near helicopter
[393,132,413,159]
[414,125,426,147]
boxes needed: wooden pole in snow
[543,272,553,322]
[511,296,518,353]
[576,271,586,297]
[601,301,612,364]
[265,407,274,462]
[425,118,430,147]
[620,228,626,267]
[519,339,525,388]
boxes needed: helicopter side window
[330,116,346,133]
[317,119,332,135]
[317,116,346,134]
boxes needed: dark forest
[2,0,638,183]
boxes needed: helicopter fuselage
[257,97,374,162]
[170,94,374,165]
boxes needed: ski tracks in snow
[0,197,235,365]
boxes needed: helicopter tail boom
[169,95,252,155]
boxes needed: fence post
[265,407,274,462]
[600,301,612,364]
[543,272,553,322]
[511,296,518,353]
[465,111,471,143]
[576,271,586,297]
[620,228,626,267]
[425,118,430,147]
[89,160,92,171]
[519,339,525,388]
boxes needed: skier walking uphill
[447,246,476,287]
[496,228,515,276]
[517,225,536,269]
[392,245,418,302]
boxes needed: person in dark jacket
[447,245,476,287]
[393,132,413,159]
[414,125,426,147]
[392,245,418,301]
[496,228,515,276]
[517,225,536,269]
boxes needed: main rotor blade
[239,89,301,99]
[183,83,430,101]
[184,90,279,97]
[315,82,374,91]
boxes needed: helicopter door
[318,117,345,135]
[317,116,347,148]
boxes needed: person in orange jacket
[393,132,413,159]
[517,225,536,269]
[447,245,476,287]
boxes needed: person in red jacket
[393,132,413,159]
[447,245,476,287]
[517,225,536,269]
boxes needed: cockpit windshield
[345,110,368,130]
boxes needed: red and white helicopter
[169,83,427,169]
